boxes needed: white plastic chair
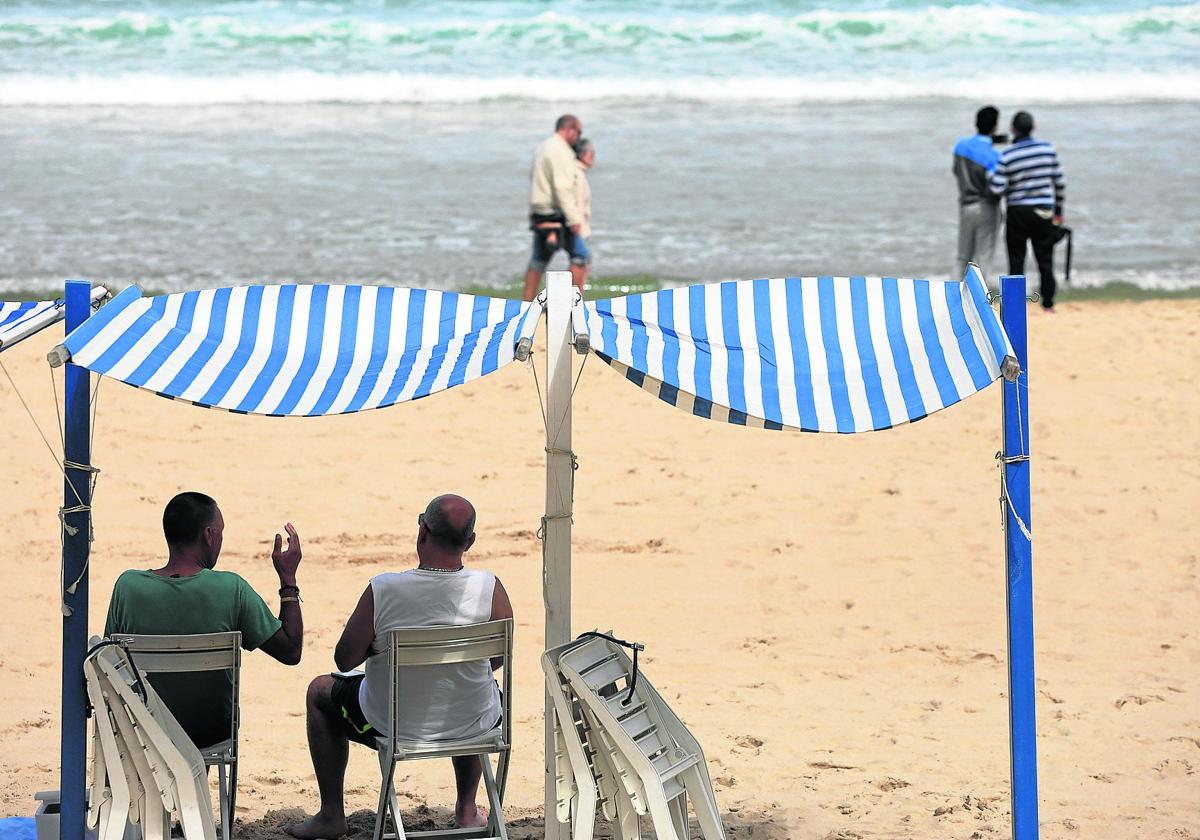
[111,632,241,840]
[86,640,218,840]
[542,640,641,840]
[557,635,727,840]
[83,651,133,840]
[372,619,513,840]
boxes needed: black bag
[1054,225,1073,285]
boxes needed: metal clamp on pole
[516,294,549,362]
[570,289,590,355]
[48,345,72,368]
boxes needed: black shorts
[330,673,377,745]
[331,673,504,745]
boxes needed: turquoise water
[1,2,1198,294]
[2,1,1199,104]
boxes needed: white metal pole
[543,270,574,840]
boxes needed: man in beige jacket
[522,114,591,301]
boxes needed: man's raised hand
[273,522,302,587]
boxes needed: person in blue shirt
[953,106,1003,283]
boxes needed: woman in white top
[287,495,514,839]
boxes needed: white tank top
[359,568,500,742]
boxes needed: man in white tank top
[287,495,513,839]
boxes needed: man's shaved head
[422,494,476,550]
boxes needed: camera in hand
[991,133,1009,145]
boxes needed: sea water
[2,0,1198,294]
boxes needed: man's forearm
[277,583,304,660]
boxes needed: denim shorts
[529,228,591,272]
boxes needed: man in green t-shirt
[104,491,305,750]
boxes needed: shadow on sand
[238,805,792,840]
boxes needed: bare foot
[454,804,488,829]
[286,814,349,840]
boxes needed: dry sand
[1,299,1197,839]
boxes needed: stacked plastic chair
[542,643,639,840]
[83,639,218,840]
[543,634,727,840]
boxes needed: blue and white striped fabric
[61,284,539,416]
[581,266,1014,433]
[0,299,62,352]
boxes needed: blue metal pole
[999,274,1038,840]
[60,280,92,840]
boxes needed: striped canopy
[580,267,1014,432]
[0,300,60,352]
[60,284,538,416]
[1,288,108,353]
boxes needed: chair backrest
[559,636,700,800]
[382,619,513,749]
[110,632,241,673]
[111,632,241,752]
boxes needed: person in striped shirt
[990,111,1066,309]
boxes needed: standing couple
[522,114,596,301]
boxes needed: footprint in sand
[1114,693,1165,709]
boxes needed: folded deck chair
[87,641,218,840]
[557,635,727,840]
[372,619,514,840]
[84,651,133,840]
[542,641,642,840]
[111,632,241,840]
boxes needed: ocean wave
[3,69,1199,106]
[2,4,1199,52]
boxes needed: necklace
[417,565,463,573]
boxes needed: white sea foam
[4,69,1200,106]
[4,5,1199,49]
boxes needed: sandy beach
[0,297,1197,838]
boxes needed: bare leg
[287,676,353,839]
[523,268,544,302]
[570,262,588,295]
[452,756,487,828]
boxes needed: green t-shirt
[104,568,282,749]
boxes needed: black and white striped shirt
[990,137,1065,210]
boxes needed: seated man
[104,491,304,750]
[288,494,513,839]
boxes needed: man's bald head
[421,494,476,550]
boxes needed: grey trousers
[957,201,1000,283]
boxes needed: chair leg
[568,772,596,840]
[680,767,726,840]
[374,751,404,840]
[217,761,231,840]
[480,756,506,840]
[645,795,682,840]
[668,794,689,839]
[141,805,168,840]
[614,794,641,840]
[227,760,238,837]
[495,748,511,803]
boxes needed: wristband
[280,595,301,604]
[279,584,300,595]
